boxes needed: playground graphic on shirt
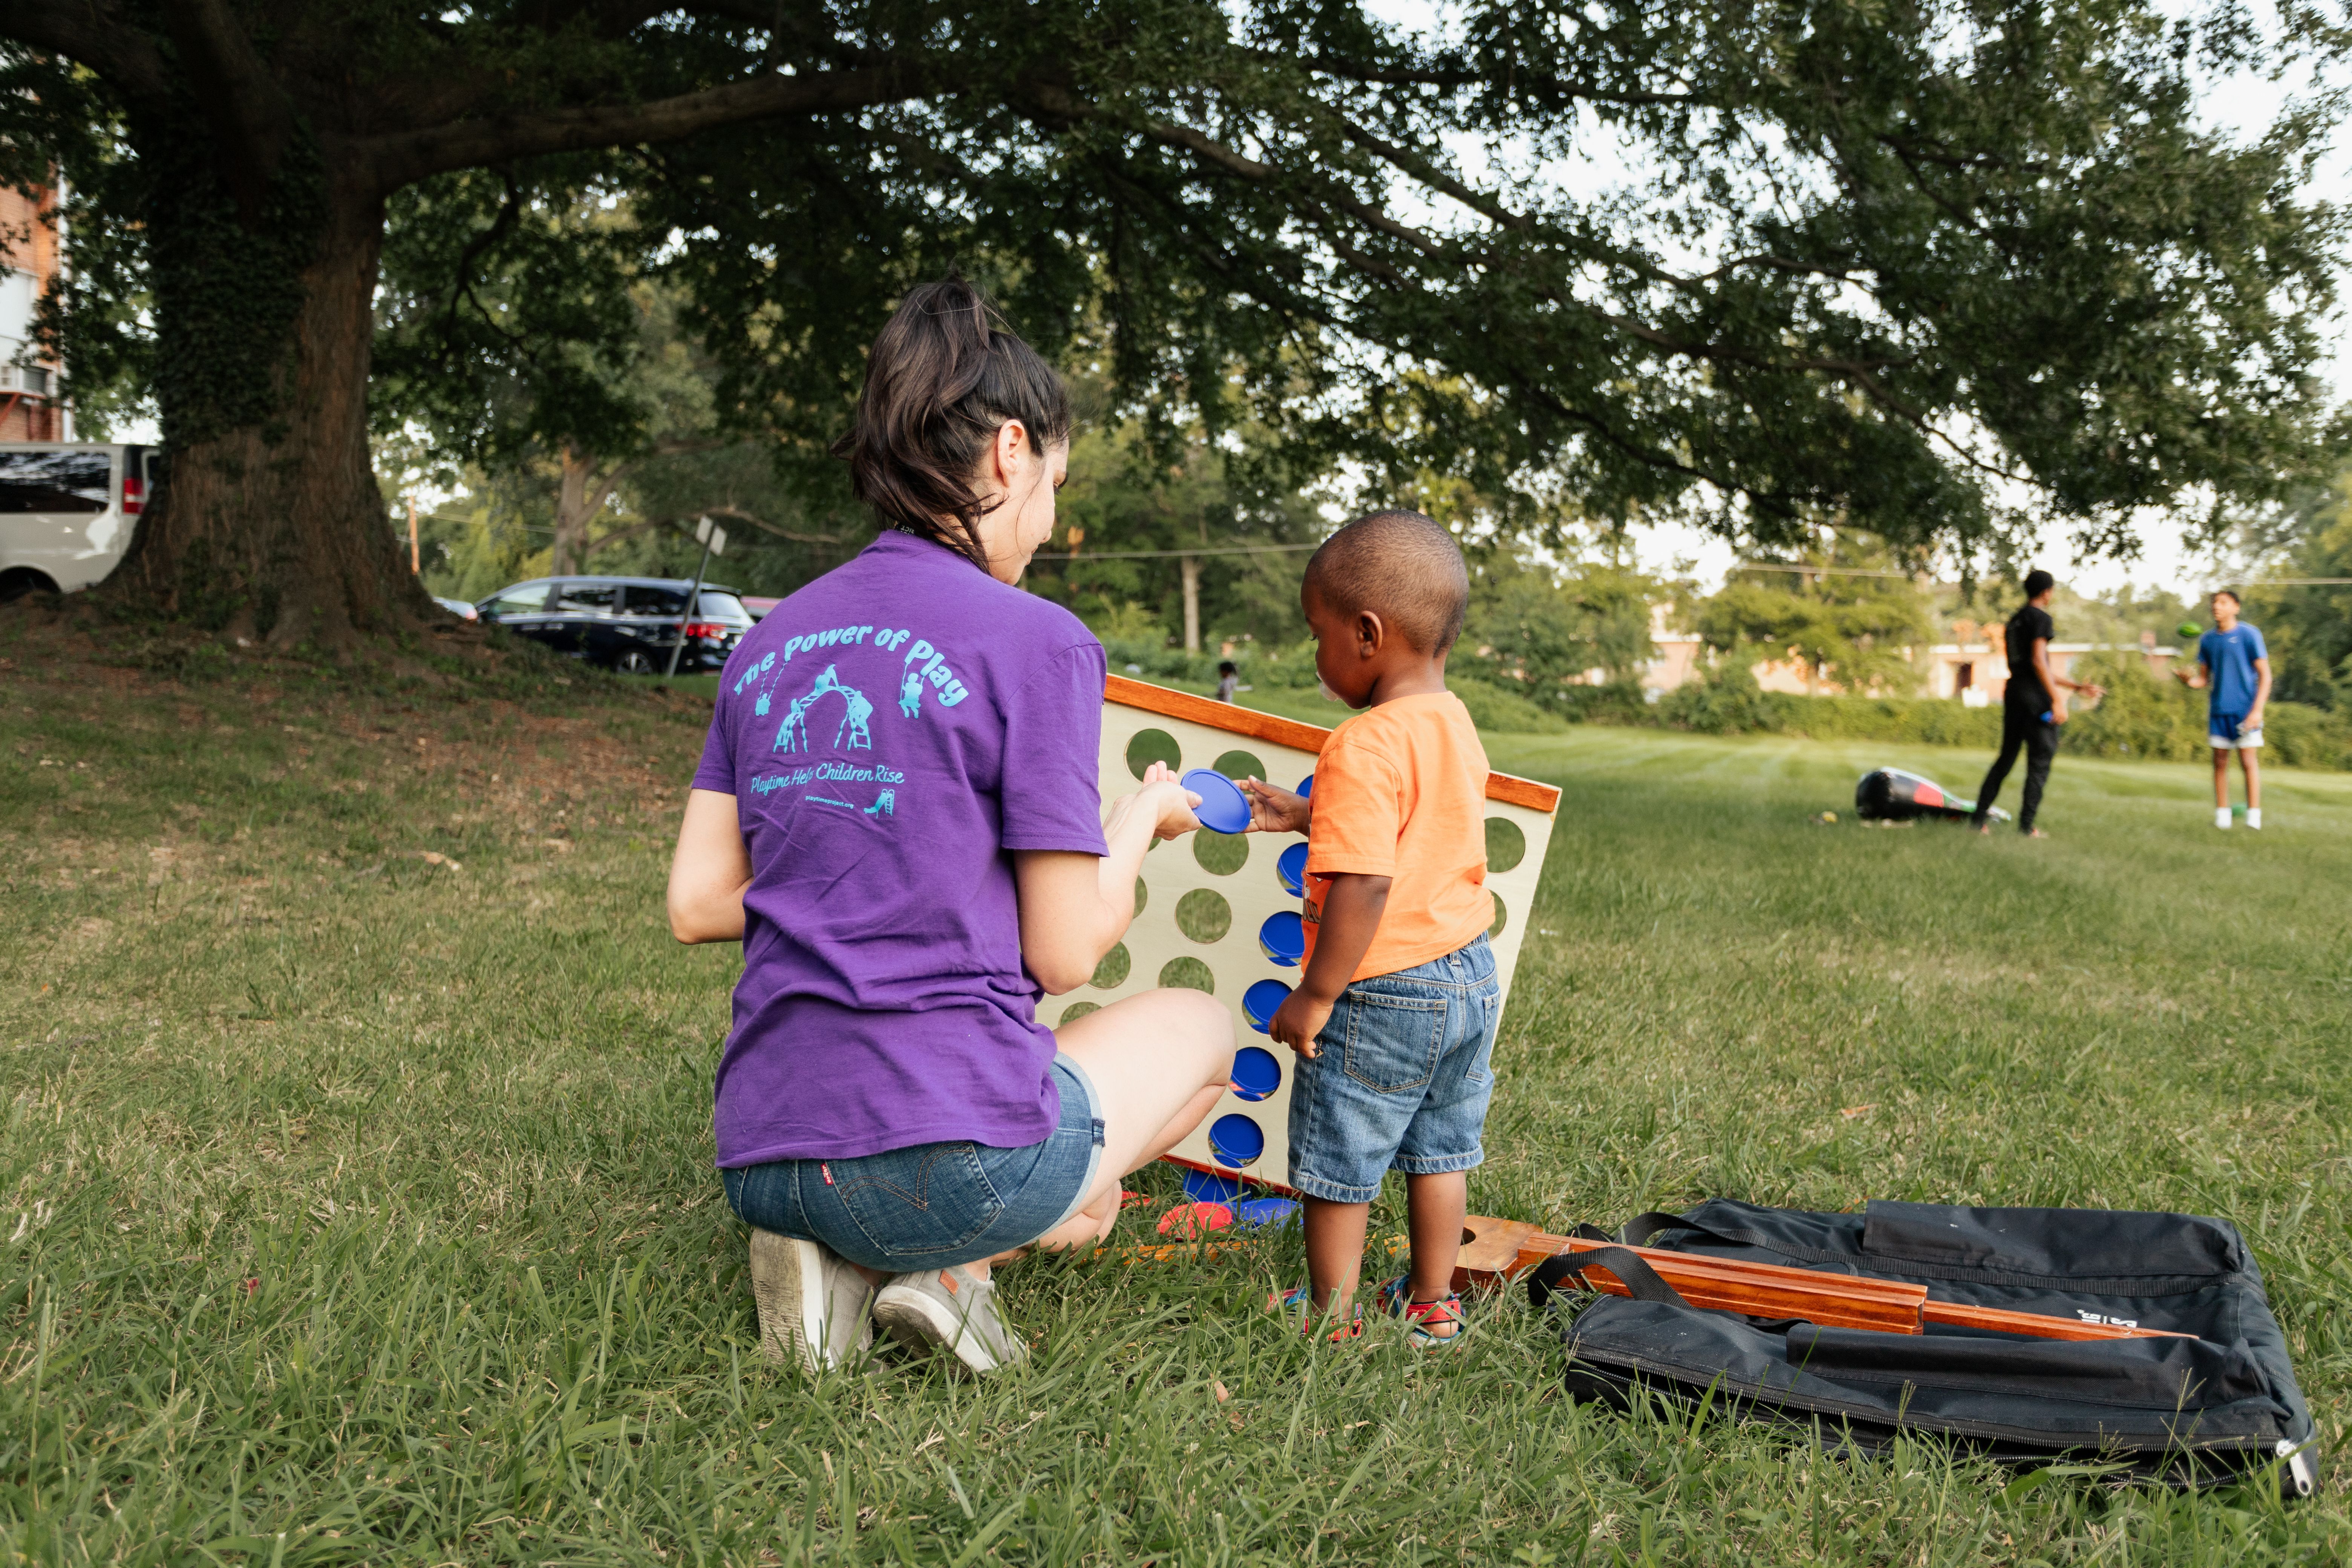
[775,664,874,754]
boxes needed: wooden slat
[1920,1301,2190,1342]
[1455,1214,2196,1343]
[1104,674,1564,813]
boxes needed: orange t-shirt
[1301,691,1493,981]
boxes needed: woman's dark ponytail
[833,278,1072,570]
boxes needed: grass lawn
[3,619,2346,1565]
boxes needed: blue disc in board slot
[1295,774,1314,800]
[1181,769,1252,835]
[1276,842,1309,897]
[1257,911,1305,968]
[1241,981,1292,1038]
[1208,1113,1265,1168]
[1229,1043,1283,1100]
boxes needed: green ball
[2177,622,2201,639]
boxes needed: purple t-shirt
[691,529,1110,1166]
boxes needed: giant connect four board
[1069,676,1562,1193]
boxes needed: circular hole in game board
[1488,893,1508,939]
[1194,830,1248,876]
[1159,956,1216,993]
[1125,728,1180,779]
[1276,842,1308,897]
[1230,1045,1282,1101]
[1058,1001,1099,1026]
[1090,943,1131,989]
[1208,1113,1265,1168]
[1242,978,1291,1035]
[1257,911,1305,967]
[1175,888,1232,943]
[1213,749,1266,785]
[1133,877,1148,915]
[1485,816,1526,873]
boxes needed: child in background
[2175,588,2272,829]
[1215,659,1241,703]
[1241,511,1498,1346]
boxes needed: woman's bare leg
[1023,986,1234,1252]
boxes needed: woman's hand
[1238,778,1310,835]
[1114,760,1203,841]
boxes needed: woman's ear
[992,419,1031,487]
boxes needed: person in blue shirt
[2175,588,2272,830]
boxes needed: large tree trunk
[550,444,627,577]
[105,152,435,654]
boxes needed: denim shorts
[721,1054,1106,1272]
[1288,934,1500,1204]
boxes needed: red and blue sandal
[1375,1276,1468,1348]
[1268,1284,1365,1341]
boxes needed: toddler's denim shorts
[1288,934,1500,1204]
[721,1054,1106,1273]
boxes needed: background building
[0,176,66,441]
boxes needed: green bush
[2058,652,2207,760]
[1446,676,1569,733]
[1659,661,1781,735]
[2260,702,2352,769]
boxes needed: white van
[0,442,161,601]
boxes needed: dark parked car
[475,576,754,673]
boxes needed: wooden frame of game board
[1092,676,1562,1197]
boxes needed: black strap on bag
[1621,1210,1863,1276]
[1528,1246,1695,1311]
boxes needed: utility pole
[407,494,420,574]
[1179,554,1200,654]
[662,516,727,682]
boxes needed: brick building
[0,175,67,441]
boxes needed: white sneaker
[2214,807,2232,829]
[2247,808,2263,830]
[748,1229,874,1373]
[873,1262,1027,1374]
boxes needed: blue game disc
[1231,1197,1299,1231]
[1275,842,1309,897]
[1182,1167,1244,1204]
[1208,1113,1265,1168]
[1181,768,1252,835]
[1230,1043,1283,1099]
[1295,774,1314,799]
[1257,910,1305,968]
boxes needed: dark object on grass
[1536,1200,2318,1496]
[1854,767,2009,824]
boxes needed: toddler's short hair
[1305,510,1469,655]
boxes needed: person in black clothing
[1972,570,2105,838]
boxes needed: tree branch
[354,61,946,195]
[0,0,172,101]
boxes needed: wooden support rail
[1457,1215,2190,1343]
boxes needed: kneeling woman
[666,279,1233,1375]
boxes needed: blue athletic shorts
[721,1054,1106,1272]
[1286,934,1501,1204]
[2209,712,2263,750]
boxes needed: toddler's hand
[1269,989,1333,1058]
[1239,778,1310,835]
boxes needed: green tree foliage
[1460,555,1669,697]
[2240,470,2352,710]
[1029,420,1324,652]
[1695,536,1935,695]
[0,0,2344,646]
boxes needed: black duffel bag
[1532,1199,2318,1497]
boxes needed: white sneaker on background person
[2248,807,2263,830]
[2214,807,2232,829]
[873,1262,1027,1374]
[748,1229,874,1373]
